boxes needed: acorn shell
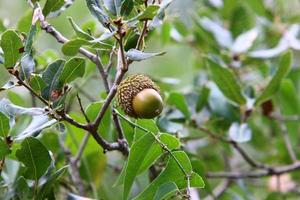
[117,74,160,118]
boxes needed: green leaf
[42,59,65,100]
[13,176,30,199]
[43,0,65,17]
[196,86,210,112]
[208,59,246,105]
[36,166,68,199]
[167,92,190,119]
[15,137,52,180]
[121,0,134,16]
[104,0,122,16]
[126,49,165,61]
[136,5,160,21]
[123,133,155,200]
[59,57,85,84]
[123,132,180,199]
[153,182,178,200]
[255,51,292,105]
[67,17,94,40]
[61,39,91,56]
[0,139,10,159]
[0,66,10,88]
[24,24,37,54]
[134,151,204,200]
[0,30,23,68]
[0,112,10,138]
[29,74,47,93]
[85,101,111,139]
[86,0,110,28]
[20,54,35,81]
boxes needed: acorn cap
[117,74,161,118]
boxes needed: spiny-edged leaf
[59,57,85,84]
[167,92,190,119]
[43,0,65,17]
[104,0,122,16]
[85,101,111,139]
[126,49,165,61]
[20,54,35,80]
[123,132,155,200]
[0,139,10,159]
[255,51,292,105]
[29,74,47,93]
[36,165,68,199]
[153,182,179,200]
[67,17,94,40]
[208,59,246,105]
[121,0,134,16]
[0,66,11,88]
[133,151,204,200]
[61,39,91,56]
[86,0,110,28]
[42,59,65,100]
[0,112,10,138]
[0,30,23,68]
[15,137,51,180]
[136,5,160,21]
[123,132,180,199]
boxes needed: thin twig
[206,161,300,179]
[74,134,90,163]
[76,94,90,123]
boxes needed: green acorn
[117,74,163,119]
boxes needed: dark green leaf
[36,166,68,199]
[42,59,65,100]
[255,51,292,105]
[167,92,190,119]
[134,151,204,200]
[16,137,52,180]
[43,0,65,17]
[121,0,134,16]
[0,30,23,68]
[85,101,111,139]
[29,74,47,93]
[67,17,94,40]
[123,132,180,199]
[86,0,110,28]
[126,49,165,61]
[153,182,178,200]
[59,57,85,84]
[0,112,10,138]
[0,139,10,159]
[61,39,91,56]
[196,86,210,112]
[14,177,30,200]
[136,5,160,21]
[20,54,35,80]
[0,66,11,88]
[208,59,246,105]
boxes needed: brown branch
[204,179,233,200]
[206,161,300,179]
[35,5,128,154]
[197,127,271,170]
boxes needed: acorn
[117,74,163,119]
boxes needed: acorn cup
[117,74,163,119]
